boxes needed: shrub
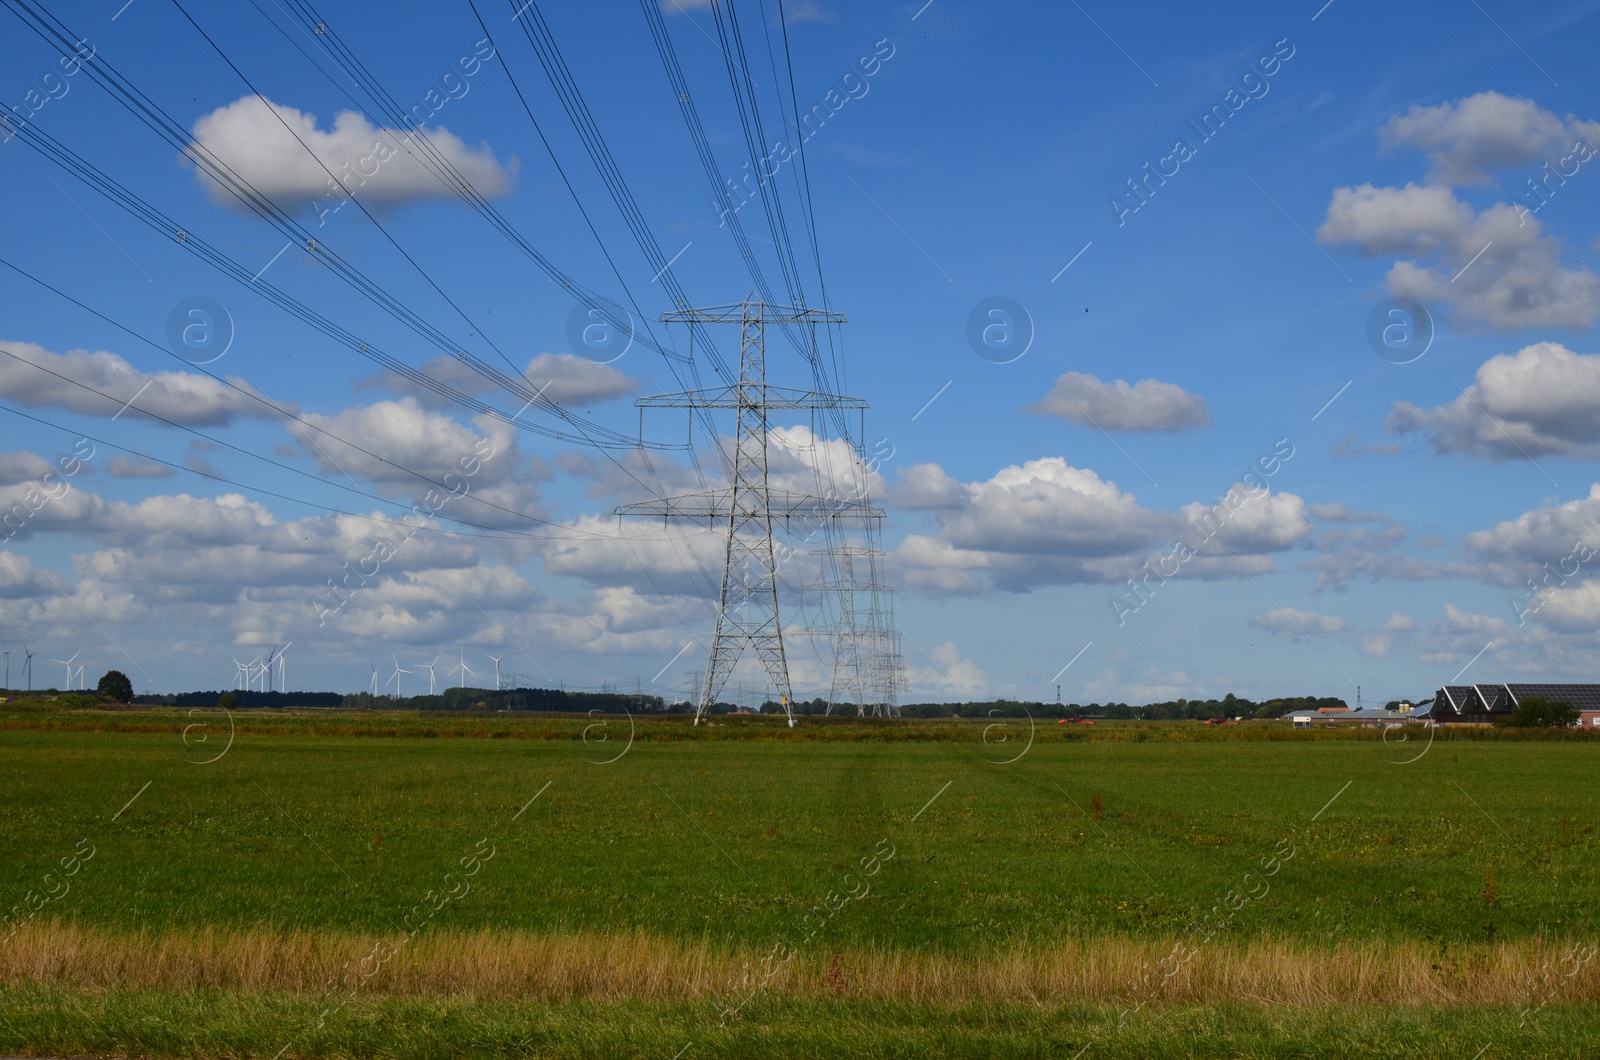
[1497,695,1578,728]
[96,670,134,703]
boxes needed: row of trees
[138,689,342,708]
[894,693,1360,721]
[81,681,1595,728]
[2,670,133,706]
[9,671,137,702]
[338,687,666,713]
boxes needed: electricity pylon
[805,545,905,717]
[865,569,906,716]
[616,298,881,726]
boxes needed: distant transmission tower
[807,546,867,715]
[617,299,881,726]
[805,544,901,717]
[864,555,906,716]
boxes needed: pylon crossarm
[660,302,846,325]
[615,490,883,523]
[636,385,868,409]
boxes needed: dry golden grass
[4,920,1597,1008]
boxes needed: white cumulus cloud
[1249,607,1346,637]
[1389,343,1600,458]
[1379,91,1574,185]
[1320,184,1600,330]
[1320,94,1600,330]
[189,95,513,211]
[891,457,1311,594]
[1026,372,1209,432]
[0,339,274,426]
[372,352,636,410]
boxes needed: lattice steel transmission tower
[805,545,905,717]
[863,552,906,716]
[617,299,881,726]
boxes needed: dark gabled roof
[1503,684,1600,712]
[1439,686,1489,713]
[1438,684,1600,715]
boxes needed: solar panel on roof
[1433,683,1600,720]
[1505,684,1600,711]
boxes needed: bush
[1498,695,1578,728]
[96,670,133,703]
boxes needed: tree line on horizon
[95,687,1397,719]
[873,693,1363,720]
[14,682,1582,727]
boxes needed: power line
[167,0,640,449]
[266,0,731,525]
[0,338,586,541]
[772,0,843,394]
[471,0,739,482]
[5,1,756,627]
[636,0,791,324]
[265,0,683,382]
[3,0,644,455]
[492,0,734,380]
[180,0,765,617]
[0,398,596,544]
[0,93,653,450]
[0,254,607,535]
[711,1,810,313]
[718,0,861,641]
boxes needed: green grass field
[7,988,1600,1059]
[2,711,1598,1057]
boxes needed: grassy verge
[5,922,1599,1007]
[2,985,1598,1058]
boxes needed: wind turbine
[73,663,85,690]
[389,655,410,698]
[275,641,292,694]
[368,662,379,697]
[450,647,474,689]
[51,650,80,690]
[418,652,441,696]
[487,654,504,691]
[260,643,286,694]
[231,655,249,691]
[21,643,35,691]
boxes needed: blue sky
[3,0,1600,705]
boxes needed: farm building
[1432,684,1600,724]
